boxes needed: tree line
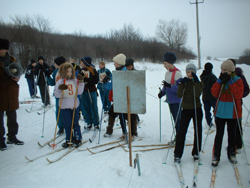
[0,15,197,70]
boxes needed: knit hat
[30,60,36,64]
[204,62,213,71]
[186,63,197,73]
[113,53,126,65]
[38,56,45,61]
[221,59,235,72]
[80,56,94,67]
[54,56,66,66]
[0,38,10,50]
[125,58,134,66]
[162,52,177,64]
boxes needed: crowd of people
[1,38,249,168]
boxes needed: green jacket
[177,79,203,109]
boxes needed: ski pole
[98,88,106,144]
[159,88,162,142]
[243,103,250,131]
[231,93,250,166]
[41,72,47,138]
[51,78,66,149]
[193,85,200,159]
[201,85,223,153]
[69,79,79,149]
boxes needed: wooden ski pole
[69,79,79,149]
[51,78,66,149]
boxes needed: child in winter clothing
[47,56,66,135]
[79,56,99,130]
[54,63,84,148]
[97,61,112,114]
[200,62,217,128]
[158,52,183,139]
[211,59,244,167]
[235,67,249,151]
[25,60,38,98]
[174,63,203,163]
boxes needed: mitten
[222,74,231,84]
[58,84,68,90]
[77,74,84,83]
[103,76,110,84]
[219,72,227,81]
[162,80,171,88]
[179,77,188,84]
[191,72,199,82]
[158,91,162,98]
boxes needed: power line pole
[190,0,204,69]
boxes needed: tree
[238,48,250,65]
[156,19,188,51]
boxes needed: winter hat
[30,60,36,64]
[38,56,45,61]
[162,52,177,64]
[186,63,197,73]
[59,62,75,79]
[204,62,213,71]
[235,67,243,76]
[54,56,66,66]
[80,56,93,67]
[0,38,10,50]
[125,58,134,66]
[221,59,235,72]
[113,53,126,65]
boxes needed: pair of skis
[175,159,199,188]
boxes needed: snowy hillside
[1,59,250,188]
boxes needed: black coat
[34,62,52,86]
[200,70,217,101]
[25,64,36,79]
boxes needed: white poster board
[113,70,146,114]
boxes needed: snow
[1,59,250,188]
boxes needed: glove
[191,72,199,82]
[179,77,188,85]
[103,76,110,84]
[158,91,162,98]
[219,72,227,81]
[106,71,110,76]
[162,80,171,88]
[58,84,68,90]
[222,74,231,84]
[77,74,84,83]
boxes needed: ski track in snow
[1,59,250,188]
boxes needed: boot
[7,137,24,145]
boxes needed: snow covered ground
[1,59,250,188]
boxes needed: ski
[37,106,54,115]
[25,107,43,113]
[20,100,40,104]
[193,160,199,187]
[87,142,126,154]
[48,136,65,147]
[25,148,65,162]
[210,167,217,188]
[231,163,243,187]
[175,162,188,188]
[89,128,99,143]
[38,135,62,147]
[46,140,88,163]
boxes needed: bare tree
[156,19,188,51]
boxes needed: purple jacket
[235,67,249,98]
[161,78,182,104]
[54,78,84,109]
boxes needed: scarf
[169,66,180,84]
[221,72,236,94]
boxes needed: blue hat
[81,56,95,67]
[162,52,177,64]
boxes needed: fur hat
[38,56,45,61]
[162,52,177,64]
[113,53,126,65]
[59,62,75,79]
[221,59,235,72]
[0,38,10,50]
[204,62,213,71]
[125,58,134,66]
[186,63,197,73]
[54,56,66,66]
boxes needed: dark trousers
[169,103,181,134]
[38,84,50,105]
[174,107,203,158]
[203,100,216,126]
[26,78,36,97]
[0,111,19,143]
[235,119,243,149]
[212,117,237,161]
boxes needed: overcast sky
[1,0,250,58]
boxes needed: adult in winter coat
[54,63,84,148]
[0,38,24,150]
[200,62,217,127]
[25,60,38,98]
[158,52,183,141]
[79,56,99,129]
[97,61,112,114]
[234,67,249,151]
[47,56,66,135]
[174,63,203,163]
[211,59,244,167]
[34,56,52,107]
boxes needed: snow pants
[26,78,36,97]
[203,100,216,126]
[99,89,111,112]
[169,103,181,134]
